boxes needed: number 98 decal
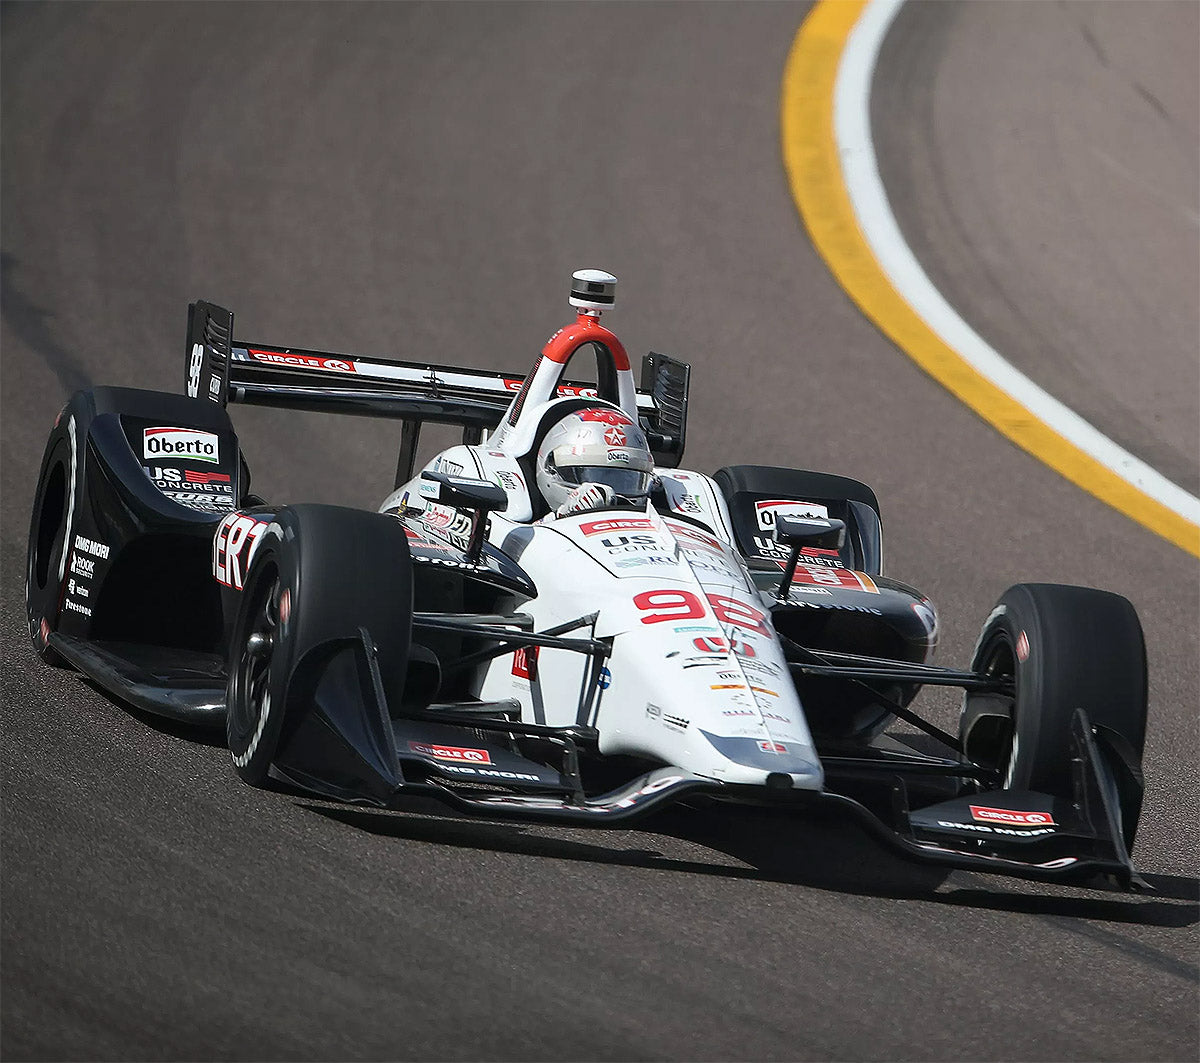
[635,589,770,635]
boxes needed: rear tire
[226,504,414,785]
[26,417,80,666]
[961,583,1147,848]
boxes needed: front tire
[961,583,1147,848]
[226,504,414,786]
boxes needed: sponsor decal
[722,709,756,717]
[580,517,655,536]
[143,427,220,464]
[674,625,721,635]
[70,552,95,579]
[496,470,524,493]
[671,493,703,514]
[512,646,538,681]
[602,533,663,554]
[185,468,231,485]
[969,806,1055,827]
[209,374,222,397]
[787,565,880,594]
[73,535,111,560]
[936,821,1055,838]
[248,349,356,373]
[434,458,464,477]
[597,667,612,690]
[438,763,540,782]
[578,409,634,426]
[407,742,491,765]
[758,741,788,754]
[662,713,689,731]
[164,491,236,510]
[710,683,747,691]
[67,578,88,599]
[754,538,844,567]
[213,513,270,589]
[603,426,627,446]
[740,657,780,678]
[665,519,724,554]
[614,555,677,569]
[750,686,779,698]
[692,634,756,658]
[148,467,234,494]
[645,703,662,718]
[502,377,598,399]
[754,499,829,530]
[606,450,631,464]
[1016,630,1030,662]
[682,654,730,668]
[63,598,92,617]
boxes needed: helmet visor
[558,465,652,497]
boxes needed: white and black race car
[26,270,1149,888]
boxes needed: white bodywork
[382,438,824,793]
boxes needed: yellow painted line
[781,0,1200,558]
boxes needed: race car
[25,269,1149,889]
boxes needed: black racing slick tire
[225,504,414,786]
[961,583,1147,847]
[26,409,83,665]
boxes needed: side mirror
[773,514,845,551]
[420,471,508,563]
[421,470,508,514]
[772,515,846,603]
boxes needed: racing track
[2,3,1196,1061]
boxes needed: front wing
[260,625,1145,891]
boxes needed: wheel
[26,412,81,665]
[225,504,414,785]
[961,583,1147,847]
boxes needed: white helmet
[535,407,655,513]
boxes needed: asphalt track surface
[1,3,1196,1061]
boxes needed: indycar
[26,269,1150,888]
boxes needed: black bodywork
[24,300,1147,890]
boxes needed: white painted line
[835,0,1200,526]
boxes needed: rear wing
[186,300,689,479]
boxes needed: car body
[25,271,1149,889]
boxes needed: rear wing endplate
[186,300,689,469]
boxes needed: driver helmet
[535,406,655,512]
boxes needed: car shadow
[79,675,228,748]
[299,797,1199,929]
